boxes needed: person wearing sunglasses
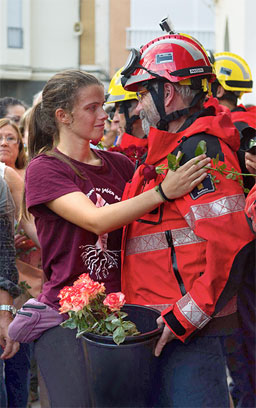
[105,67,147,150]
[121,33,255,407]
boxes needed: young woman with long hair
[10,69,209,406]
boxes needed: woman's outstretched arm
[46,154,210,235]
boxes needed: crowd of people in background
[0,32,255,408]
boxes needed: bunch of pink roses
[58,273,139,345]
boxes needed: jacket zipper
[165,230,186,296]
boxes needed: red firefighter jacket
[245,184,256,233]
[120,133,148,149]
[230,104,256,190]
[231,104,256,128]
[121,102,255,343]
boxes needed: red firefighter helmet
[122,33,215,92]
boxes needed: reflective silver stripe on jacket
[177,292,211,329]
[125,227,205,256]
[185,194,245,229]
[145,304,172,313]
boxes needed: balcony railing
[126,28,215,51]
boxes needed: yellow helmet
[105,67,138,104]
[214,52,253,96]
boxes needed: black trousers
[34,326,91,408]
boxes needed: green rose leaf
[122,321,137,331]
[195,140,207,156]
[111,318,122,326]
[105,322,115,331]
[118,311,128,319]
[105,313,117,322]
[167,153,178,171]
[61,318,77,330]
[113,326,126,345]
[218,164,227,172]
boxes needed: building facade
[0,0,255,105]
[0,0,81,104]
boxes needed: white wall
[215,0,256,105]
[30,0,80,80]
[0,0,80,80]
[129,0,215,52]
[131,0,215,32]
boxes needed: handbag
[8,298,65,343]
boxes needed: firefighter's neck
[218,98,236,111]
[167,116,187,133]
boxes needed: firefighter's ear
[164,82,175,108]
[216,85,225,99]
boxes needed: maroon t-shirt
[25,149,135,310]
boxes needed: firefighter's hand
[155,316,177,357]
[245,152,256,176]
[161,153,211,200]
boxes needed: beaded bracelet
[155,182,173,202]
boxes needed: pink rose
[71,294,88,312]
[103,292,126,311]
[73,273,93,286]
[58,286,75,313]
[73,274,105,299]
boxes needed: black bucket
[82,304,162,407]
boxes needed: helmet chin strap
[147,81,205,131]
[120,101,140,135]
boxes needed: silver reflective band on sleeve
[125,227,205,256]
[185,194,246,229]
[177,292,211,329]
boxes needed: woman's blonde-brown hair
[0,118,27,169]
[22,70,103,220]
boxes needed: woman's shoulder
[98,149,135,167]
[27,153,70,173]
[98,149,135,176]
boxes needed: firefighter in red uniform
[213,52,256,407]
[121,34,255,407]
[213,52,256,181]
[105,67,147,150]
